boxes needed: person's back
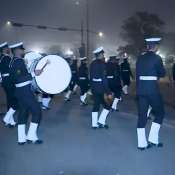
[136,51,165,96]
[90,59,108,94]
[136,37,166,150]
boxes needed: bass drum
[31,55,72,94]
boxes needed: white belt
[122,70,129,72]
[79,77,86,80]
[92,78,102,82]
[107,76,114,79]
[2,73,10,77]
[139,76,158,80]
[15,81,31,88]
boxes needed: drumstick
[40,60,50,72]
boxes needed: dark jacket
[136,51,166,95]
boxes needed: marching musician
[78,57,90,105]
[90,47,112,129]
[136,37,166,150]
[106,56,122,111]
[9,42,43,145]
[0,42,17,127]
[65,56,79,101]
[121,53,133,95]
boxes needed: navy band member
[9,42,43,145]
[172,61,175,108]
[0,42,17,127]
[65,56,78,101]
[106,56,122,111]
[136,37,166,150]
[172,60,175,86]
[121,53,133,95]
[90,47,112,129]
[78,57,90,105]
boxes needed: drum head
[35,55,72,94]
[24,52,42,68]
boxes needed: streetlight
[86,0,90,60]
[98,32,104,38]
[9,20,103,59]
[6,21,12,26]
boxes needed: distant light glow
[32,47,43,54]
[66,49,74,55]
[6,21,12,26]
[75,1,80,5]
[157,50,165,58]
[98,32,104,37]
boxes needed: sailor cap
[145,37,162,45]
[80,57,87,61]
[93,47,104,54]
[9,42,25,50]
[0,42,8,49]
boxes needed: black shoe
[42,105,50,110]
[92,126,99,129]
[2,120,9,127]
[137,147,146,151]
[27,139,43,144]
[8,124,16,128]
[80,102,87,106]
[98,123,109,129]
[64,98,70,102]
[18,142,26,145]
[148,142,163,148]
[111,108,119,112]
[137,144,151,151]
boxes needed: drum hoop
[32,57,50,94]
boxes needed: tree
[118,11,165,58]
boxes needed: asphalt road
[0,89,175,175]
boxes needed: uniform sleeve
[10,59,32,83]
[14,59,28,75]
[128,64,134,78]
[156,57,166,78]
[172,64,175,81]
[102,63,111,94]
[136,58,140,86]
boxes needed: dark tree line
[118,11,165,58]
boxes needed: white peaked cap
[145,38,162,42]
[93,47,104,54]
[0,42,8,48]
[9,42,24,49]
[80,57,87,61]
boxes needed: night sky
[0,0,174,55]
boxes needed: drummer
[9,42,43,145]
[24,52,53,110]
